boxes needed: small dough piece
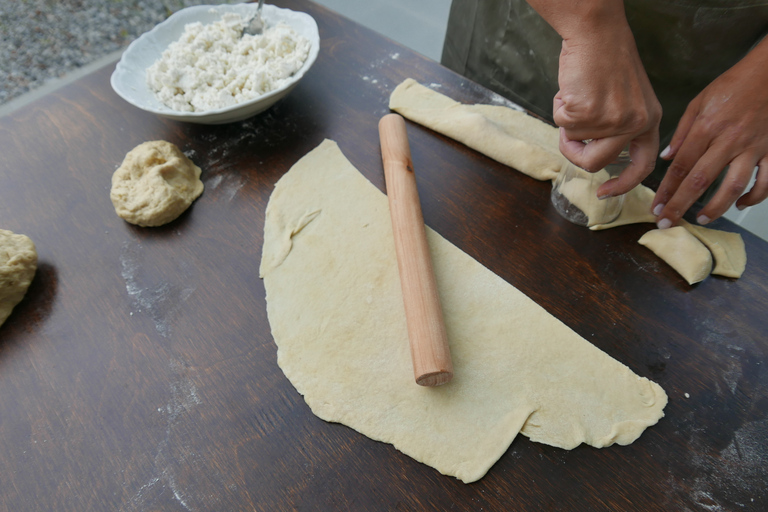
[555,166,622,226]
[390,79,565,181]
[0,229,38,327]
[590,184,658,230]
[261,140,667,483]
[680,221,746,278]
[638,226,713,285]
[110,141,204,227]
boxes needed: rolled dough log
[0,229,38,327]
[388,79,653,226]
[260,140,667,483]
[638,226,713,285]
[389,79,564,181]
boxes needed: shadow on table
[0,262,58,350]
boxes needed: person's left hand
[652,38,768,228]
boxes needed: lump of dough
[110,141,204,227]
[0,229,38,327]
[638,226,713,285]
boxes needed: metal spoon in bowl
[242,0,266,36]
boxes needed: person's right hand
[651,37,768,228]
[552,21,662,200]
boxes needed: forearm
[524,0,629,43]
[740,34,768,75]
[525,0,661,190]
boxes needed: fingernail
[653,203,665,216]
[697,214,711,225]
[660,145,672,159]
[598,192,613,200]
[737,204,747,211]
[657,218,672,229]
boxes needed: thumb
[553,90,565,120]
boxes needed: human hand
[652,39,768,228]
[553,21,662,199]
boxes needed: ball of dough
[0,229,38,327]
[110,140,204,227]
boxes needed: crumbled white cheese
[146,12,310,112]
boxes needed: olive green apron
[442,0,768,181]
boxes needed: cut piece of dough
[389,79,565,181]
[260,140,667,483]
[554,166,623,226]
[589,184,658,230]
[110,140,204,227]
[0,229,38,327]
[680,221,746,278]
[638,226,713,285]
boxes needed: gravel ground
[0,0,238,105]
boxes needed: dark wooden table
[1,1,766,510]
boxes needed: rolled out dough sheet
[259,140,667,483]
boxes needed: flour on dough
[0,229,38,327]
[110,140,204,227]
[260,140,667,483]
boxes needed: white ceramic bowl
[110,3,320,124]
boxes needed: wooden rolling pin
[378,113,454,387]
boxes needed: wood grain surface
[1,1,766,510]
